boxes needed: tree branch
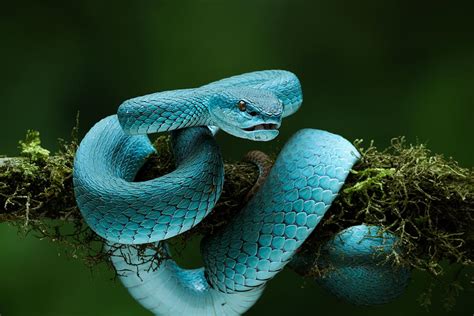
[0,130,472,293]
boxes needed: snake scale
[73,70,410,315]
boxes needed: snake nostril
[248,111,257,116]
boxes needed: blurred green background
[0,1,472,315]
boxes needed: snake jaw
[242,123,279,131]
[240,123,280,141]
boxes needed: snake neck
[118,88,215,135]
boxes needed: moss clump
[18,130,51,161]
[1,129,77,221]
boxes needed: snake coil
[73,70,410,315]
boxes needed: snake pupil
[238,100,247,111]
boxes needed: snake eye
[238,100,247,112]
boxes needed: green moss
[343,167,395,195]
[18,130,50,161]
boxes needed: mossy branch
[0,128,473,307]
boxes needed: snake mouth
[243,123,279,132]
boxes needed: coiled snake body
[73,70,410,315]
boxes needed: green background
[0,1,472,315]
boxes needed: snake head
[208,88,283,141]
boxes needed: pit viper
[73,70,410,315]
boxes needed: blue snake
[73,70,410,315]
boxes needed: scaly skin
[73,70,410,315]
